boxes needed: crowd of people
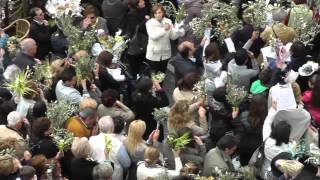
[0,0,320,179]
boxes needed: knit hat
[7,111,22,126]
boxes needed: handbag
[249,138,268,177]
[127,24,148,55]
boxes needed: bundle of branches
[51,128,74,152]
[75,56,95,82]
[167,132,192,150]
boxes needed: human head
[30,7,44,21]
[126,120,146,155]
[248,95,268,129]
[72,50,89,62]
[7,111,23,128]
[177,72,200,91]
[71,137,91,159]
[98,116,114,133]
[79,107,98,129]
[30,154,48,178]
[152,4,166,21]
[113,116,125,134]
[101,89,118,107]
[168,100,191,129]
[234,48,248,66]
[0,101,15,124]
[22,81,38,100]
[33,100,47,118]
[212,86,227,103]
[128,0,145,9]
[259,69,272,87]
[60,67,77,86]
[178,41,196,58]
[92,163,113,180]
[290,41,307,59]
[144,146,160,165]
[50,59,68,79]
[272,8,287,22]
[136,76,153,94]
[97,51,113,67]
[271,121,291,146]
[270,152,293,177]
[83,5,98,24]
[20,38,37,57]
[80,98,98,111]
[0,155,15,176]
[216,135,238,156]
[205,42,220,61]
[32,117,51,138]
[19,165,36,180]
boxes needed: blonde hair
[71,137,91,159]
[125,120,146,155]
[144,146,160,165]
[50,59,67,78]
[0,155,14,175]
[80,98,98,111]
[168,100,192,130]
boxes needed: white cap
[7,111,23,126]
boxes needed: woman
[95,51,120,92]
[172,72,200,103]
[71,137,99,180]
[16,82,39,117]
[168,100,207,136]
[131,76,169,139]
[82,5,109,34]
[146,4,184,73]
[260,121,291,179]
[97,89,135,123]
[31,117,59,159]
[238,95,267,166]
[0,28,10,69]
[137,146,182,180]
[303,74,320,125]
[287,0,313,28]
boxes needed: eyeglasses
[88,16,95,19]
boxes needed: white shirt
[16,97,36,117]
[55,80,89,105]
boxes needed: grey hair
[98,116,114,133]
[272,8,288,22]
[20,38,36,53]
[92,163,113,180]
[71,137,91,159]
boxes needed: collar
[5,125,22,136]
[77,116,89,129]
[33,19,43,25]
[217,148,232,163]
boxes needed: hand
[153,80,162,91]
[55,151,64,160]
[82,18,91,29]
[80,79,87,90]
[34,58,42,64]
[164,24,172,31]
[193,136,204,146]
[198,106,206,117]
[23,151,32,161]
[250,31,258,41]
[22,118,30,126]
[145,15,150,20]
[43,20,49,26]
[13,158,22,169]
[172,149,181,157]
[247,51,255,59]
[232,107,239,119]
[90,83,97,92]
[152,129,160,143]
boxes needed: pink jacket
[303,90,320,124]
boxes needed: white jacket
[146,18,181,61]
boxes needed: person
[80,98,98,111]
[131,76,169,139]
[12,38,39,70]
[81,5,109,34]
[97,89,135,123]
[101,0,128,36]
[136,146,182,180]
[227,48,259,90]
[250,69,272,96]
[28,7,56,60]
[203,135,238,176]
[303,74,320,125]
[31,117,59,159]
[145,4,184,73]
[16,82,39,118]
[172,72,200,103]
[265,152,293,180]
[92,163,114,180]
[55,68,90,105]
[71,137,99,180]
[0,155,21,179]
[168,100,208,135]
[0,28,10,69]
[287,0,313,28]
[179,0,202,24]
[30,154,49,179]
[18,165,36,180]
[260,8,296,45]
[65,107,98,138]
[0,111,26,141]
[113,116,126,141]
[89,116,131,180]
[260,121,291,178]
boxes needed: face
[225,146,237,156]
[86,13,97,24]
[138,0,145,8]
[35,9,45,21]
[154,9,164,21]
[85,113,98,129]
[70,76,77,86]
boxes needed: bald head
[98,116,114,133]
[20,38,37,56]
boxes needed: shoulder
[163,18,172,24]
[146,18,159,26]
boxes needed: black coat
[29,21,56,60]
[31,136,59,159]
[71,158,98,180]
[13,52,36,70]
[95,67,120,92]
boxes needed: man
[0,111,26,141]
[89,116,131,180]
[13,38,39,70]
[55,68,90,105]
[228,48,259,90]
[163,40,205,104]
[65,107,98,138]
[260,8,296,45]
[203,135,238,176]
[28,7,56,60]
